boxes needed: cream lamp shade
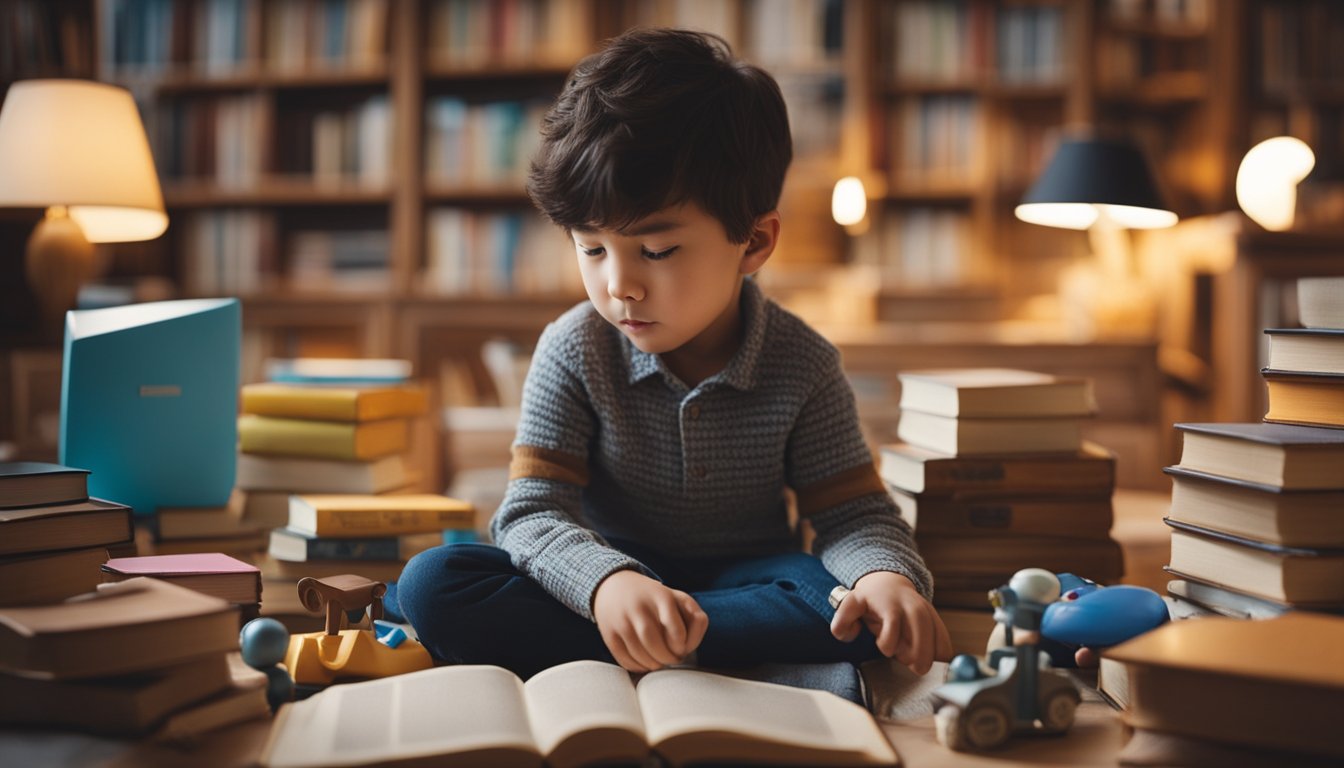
[0,79,167,240]
[0,79,168,324]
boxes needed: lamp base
[25,207,97,326]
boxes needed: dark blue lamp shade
[1015,137,1177,230]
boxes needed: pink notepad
[104,553,260,576]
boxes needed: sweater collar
[623,278,767,392]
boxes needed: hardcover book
[888,487,1113,538]
[1104,613,1344,757]
[915,534,1124,583]
[260,659,898,768]
[265,357,411,386]
[0,578,239,680]
[288,494,474,538]
[0,461,89,509]
[1265,327,1344,375]
[241,383,428,422]
[258,555,406,585]
[1173,422,1344,490]
[1164,577,1295,621]
[102,553,262,605]
[155,492,255,540]
[1165,522,1344,606]
[1261,369,1344,428]
[897,411,1084,456]
[1164,465,1344,548]
[0,497,132,556]
[1297,276,1344,330]
[0,652,233,736]
[268,528,441,563]
[878,441,1115,495]
[235,452,410,494]
[238,414,409,461]
[896,368,1096,418]
[0,546,110,606]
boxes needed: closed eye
[643,246,677,261]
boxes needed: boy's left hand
[830,571,953,675]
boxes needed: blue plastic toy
[1037,573,1168,666]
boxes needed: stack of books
[879,369,1122,654]
[143,491,268,558]
[1162,279,1344,621]
[260,493,474,630]
[1261,287,1344,430]
[1105,613,1344,766]
[0,462,134,606]
[1164,423,1344,618]
[0,578,268,741]
[235,374,437,625]
[102,553,263,626]
[235,377,431,528]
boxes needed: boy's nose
[607,263,645,301]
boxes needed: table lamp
[0,79,168,324]
[1014,135,1177,337]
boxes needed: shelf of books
[850,0,1081,300]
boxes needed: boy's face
[572,203,773,358]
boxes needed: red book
[102,553,261,605]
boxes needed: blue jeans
[392,540,883,679]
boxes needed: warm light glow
[1095,204,1178,229]
[1014,203,1098,230]
[69,206,169,242]
[0,79,167,243]
[832,176,867,227]
[1237,136,1315,232]
[1015,202,1176,230]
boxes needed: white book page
[523,660,648,768]
[636,668,895,764]
[262,665,538,768]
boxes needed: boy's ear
[739,211,781,275]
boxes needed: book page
[261,665,541,768]
[522,659,648,768]
[637,668,897,766]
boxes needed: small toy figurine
[284,574,433,687]
[986,573,1170,667]
[932,569,1081,751]
[239,617,295,711]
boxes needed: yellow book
[238,415,408,460]
[288,494,475,538]
[241,383,428,422]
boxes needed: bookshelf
[845,0,1088,314]
[846,0,1244,320]
[81,0,597,387]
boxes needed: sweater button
[692,465,707,479]
[687,404,701,420]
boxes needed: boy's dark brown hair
[527,28,792,244]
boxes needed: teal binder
[60,298,240,516]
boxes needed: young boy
[396,28,950,681]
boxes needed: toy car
[931,568,1082,751]
[932,645,1080,750]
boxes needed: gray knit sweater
[491,279,932,621]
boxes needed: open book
[260,659,898,768]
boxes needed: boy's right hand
[592,569,708,672]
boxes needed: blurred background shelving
[4,0,1344,491]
